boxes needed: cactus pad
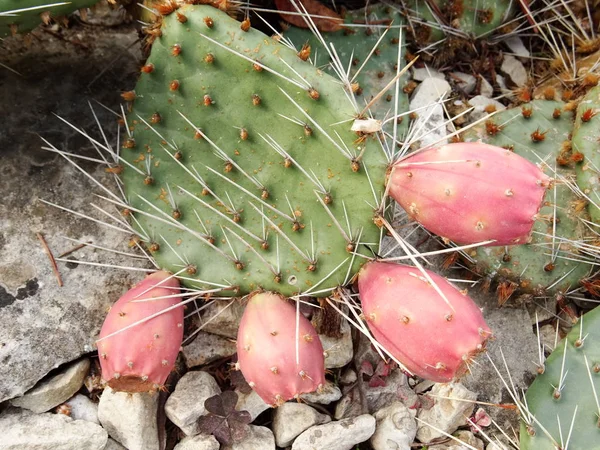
[573,85,600,224]
[462,100,591,295]
[402,0,514,43]
[520,305,600,449]
[282,4,410,136]
[0,0,98,36]
[120,4,388,297]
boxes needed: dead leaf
[274,0,343,32]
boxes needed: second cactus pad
[0,0,98,36]
[120,4,388,297]
[520,306,600,449]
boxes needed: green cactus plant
[281,4,410,137]
[119,3,389,297]
[401,0,514,44]
[520,305,600,449]
[461,99,592,297]
[573,85,600,225]
[0,0,99,36]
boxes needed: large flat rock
[0,21,143,402]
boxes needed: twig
[36,232,63,287]
[58,241,91,258]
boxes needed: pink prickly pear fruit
[388,142,550,246]
[97,271,184,393]
[236,292,325,406]
[358,261,491,382]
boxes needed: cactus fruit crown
[121,3,389,298]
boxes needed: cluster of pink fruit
[97,143,549,405]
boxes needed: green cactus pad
[0,0,98,36]
[402,0,514,42]
[462,100,591,295]
[520,305,600,449]
[282,4,410,137]
[120,4,389,297]
[573,86,600,225]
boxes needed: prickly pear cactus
[120,4,389,297]
[402,0,514,43]
[462,100,591,295]
[282,4,410,136]
[0,0,98,36]
[520,305,600,449]
[573,85,600,224]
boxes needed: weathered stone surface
[235,388,271,422]
[66,393,100,424]
[103,438,127,450]
[292,414,376,450]
[98,387,160,450]
[370,402,417,450]
[409,77,451,148]
[165,371,221,436]
[174,434,220,450]
[0,22,143,403]
[428,430,484,450]
[10,358,90,413]
[273,402,331,447]
[319,318,353,369]
[300,380,342,404]
[182,331,237,368]
[199,300,245,339]
[335,370,418,420]
[416,383,477,443]
[222,425,275,450]
[0,406,107,450]
[462,300,538,432]
[501,55,528,87]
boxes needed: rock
[103,438,127,450]
[98,387,160,450]
[273,402,332,447]
[428,430,484,449]
[223,425,275,450]
[165,371,221,436]
[335,369,418,420]
[199,300,245,339]
[320,318,353,369]
[292,414,376,450]
[0,406,107,450]
[0,24,143,404]
[174,434,220,450]
[182,331,237,368]
[412,65,445,81]
[467,96,506,122]
[462,303,538,431]
[10,358,90,413]
[339,368,357,385]
[65,393,100,424]
[504,36,530,58]
[370,402,417,450]
[235,388,271,422]
[479,76,494,98]
[501,55,528,87]
[538,324,558,353]
[300,380,342,404]
[416,382,477,443]
[450,72,477,94]
[409,78,451,148]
